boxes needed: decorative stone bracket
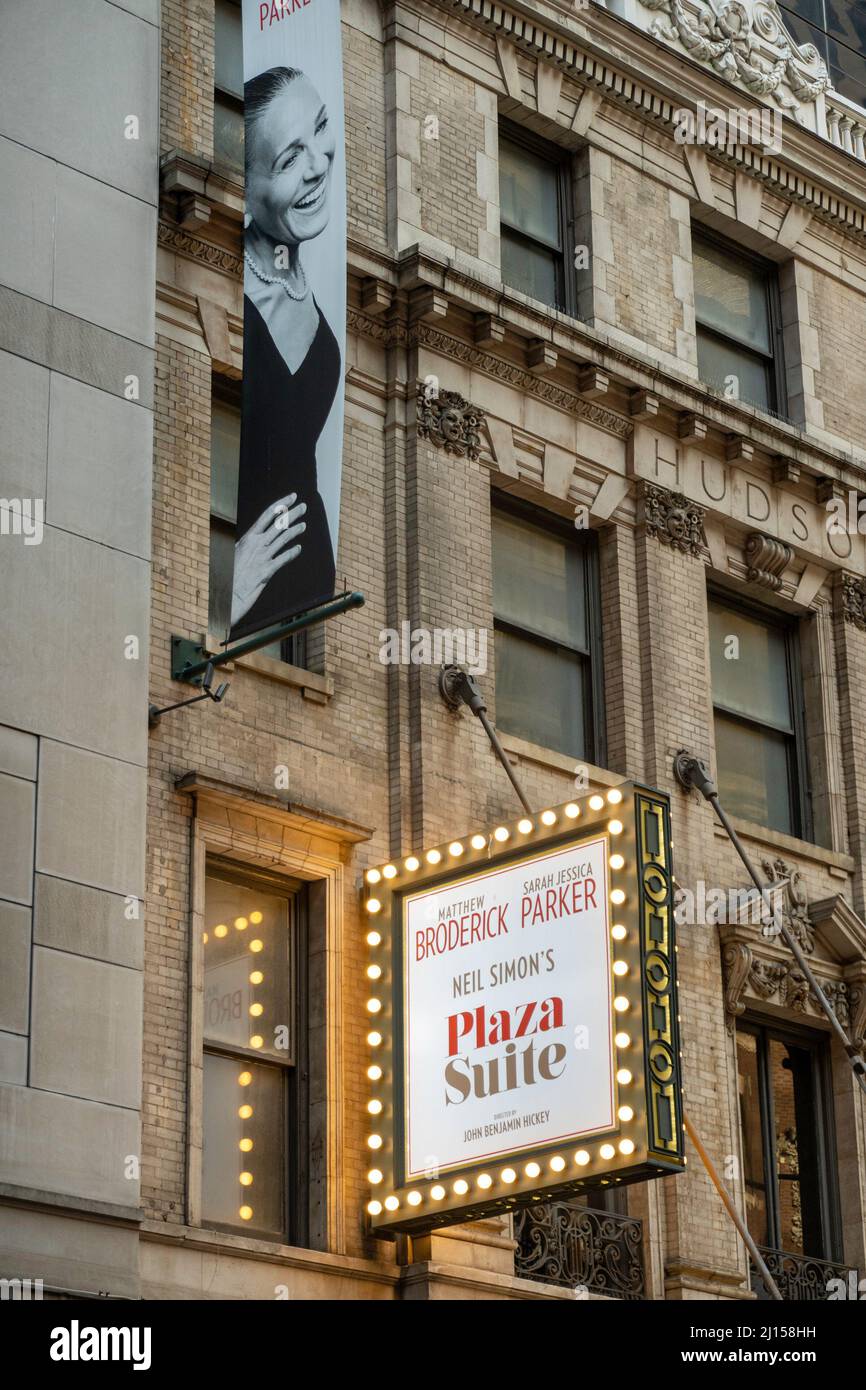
[840,572,866,630]
[745,532,792,591]
[415,382,486,461]
[641,481,706,557]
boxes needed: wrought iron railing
[752,1247,860,1301]
[514,1202,645,1300]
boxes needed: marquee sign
[361,783,684,1233]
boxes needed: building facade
[1,0,866,1301]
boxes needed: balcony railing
[514,1202,645,1300]
[752,1247,860,1301]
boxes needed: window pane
[827,35,866,109]
[495,627,586,757]
[492,511,587,651]
[215,0,244,98]
[501,229,559,308]
[202,1053,285,1238]
[499,139,560,248]
[214,97,245,171]
[209,523,235,640]
[696,328,772,411]
[693,238,771,354]
[204,873,292,1061]
[708,601,793,730]
[210,398,240,524]
[737,1030,769,1247]
[769,1039,825,1257]
[714,713,794,834]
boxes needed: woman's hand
[231,493,307,626]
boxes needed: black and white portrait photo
[231,3,346,641]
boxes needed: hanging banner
[232,0,346,640]
[360,783,686,1234]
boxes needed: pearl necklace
[244,248,309,301]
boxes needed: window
[736,1021,840,1262]
[693,231,785,414]
[499,126,574,314]
[708,594,809,838]
[209,379,305,665]
[201,863,309,1243]
[779,0,866,111]
[214,0,244,171]
[492,499,602,760]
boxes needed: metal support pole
[438,666,533,814]
[674,750,866,1097]
[683,1113,783,1301]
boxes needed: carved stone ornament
[761,856,815,953]
[642,483,706,556]
[745,532,792,591]
[840,572,866,631]
[416,383,485,461]
[637,0,830,112]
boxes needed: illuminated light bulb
[575,1150,590,1166]
[405,856,420,871]
[249,1002,264,1017]
[615,1032,630,1049]
[564,803,579,819]
[477,1173,493,1189]
[366,898,381,915]
[366,998,382,1014]
[614,996,629,1013]
[589,795,604,811]
[249,911,263,924]
[524,1162,541,1179]
[611,889,626,905]
[367,1065,382,1081]
[239,1138,253,1153]
[367,1200,383,1216]
[501,1168,516,1184]
[517,819,533,834]
[550,1155,566,1173]
[249,1035,263,1049]
[249,939,264,953]
[613,961,628,977]
[608,819,624,835]
[367,964,382,980]
[249,970,264,985]
[368,1169,383,1185]
[214,924,228,939]
[367,1031,382,1047]
[609,853,625,871]
[493,826,509,842]
[619,1139,635,1156]
[239,1171,253,1187]
[449,842,464,856]
[239,1206,253,1221]
[607,788,624,805]
[367,1135,383,1150]
[618,1106,634,1122]
[238,1104,253,1120]
[366,869,382,885]
[407,1191,422,1206]
[383,864,397,880]
[611,925,627,941]
[238,1071,252,1087]
[368,1099,383,1116]
[431,1185,446,1200]
[540,811,556,827]
[234,917,248,931]
[470,834,486,850]
[426,849,442,865]
[202,932,209,944]
[384,1196,399,1212]
[617,1068,633,1086]
[453,1179,469,1195]
[599,1144,615,1161]
[366,931,381,947]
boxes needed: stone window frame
[182,777,355,1256]
[498,118,579,319]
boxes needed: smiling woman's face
[246,77,335,246]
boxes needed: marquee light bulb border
[361,782,684,1234]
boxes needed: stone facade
[1,0,866,1301]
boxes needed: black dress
[230,293,340,641]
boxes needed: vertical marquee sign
[232,0,347,640]
[361,783,684,1232]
